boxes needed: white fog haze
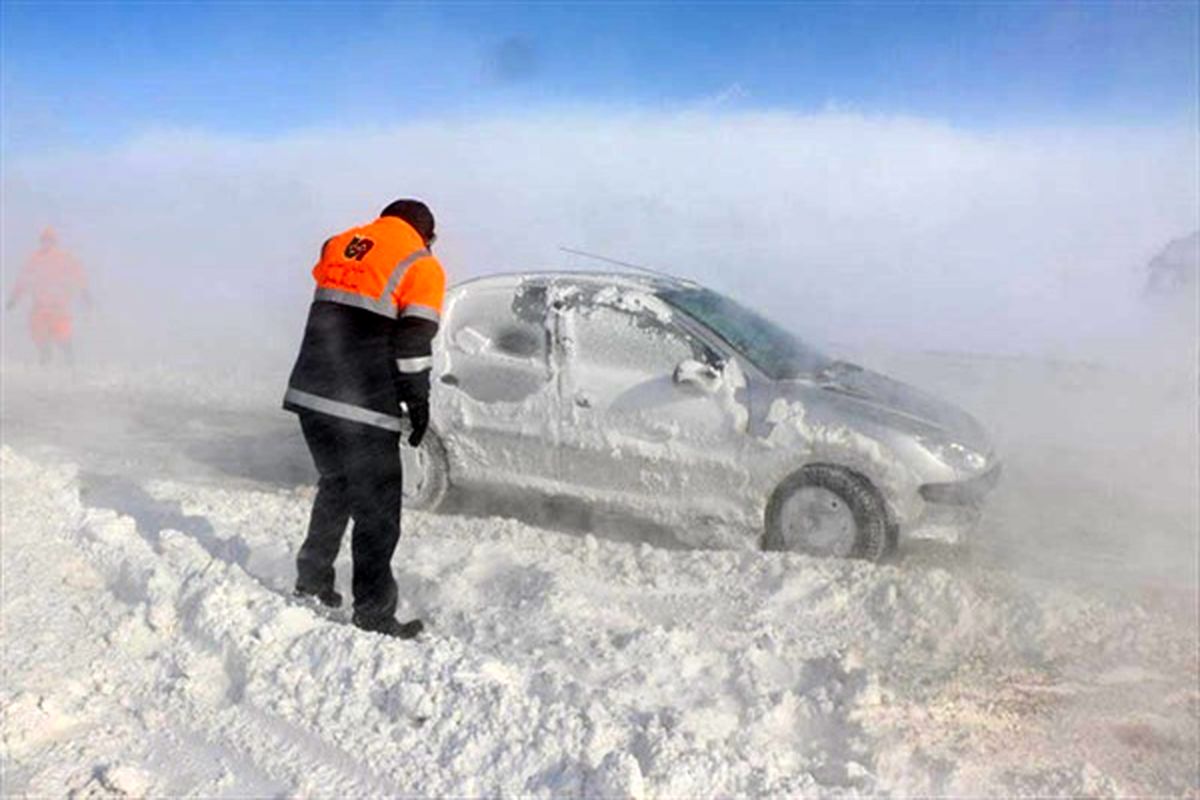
[4,111,1196,370]
[2,5,1197,797]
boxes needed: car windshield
[659,286,831,379]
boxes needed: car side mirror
[673,359,721,394]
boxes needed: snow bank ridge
[3,447,1195,796]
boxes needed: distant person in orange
[6,227,89,364]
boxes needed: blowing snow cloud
[2,110,1195,371]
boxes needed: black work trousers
[296,410,403,623]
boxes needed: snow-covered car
[401,271,1000,560]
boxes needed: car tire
[400,427,450,512]
[763,464,891,561]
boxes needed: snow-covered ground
[2,351,1196,797]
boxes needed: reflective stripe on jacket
[284,216,445,430]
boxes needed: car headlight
[918,438,988,473]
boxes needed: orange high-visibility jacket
[284,216,446,431]
[312,216,444,322]
[12,245,87,314]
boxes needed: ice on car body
[417,271,999,557]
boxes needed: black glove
[406,399,429,447]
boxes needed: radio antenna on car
[559,246,690,283]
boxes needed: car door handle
[440,373,459,386]
[574,392,593,409]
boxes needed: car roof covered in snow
[449,270,702,296]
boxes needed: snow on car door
[558,286,751,525]
[437,281,560,488]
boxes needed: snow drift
[2,346,1196,796]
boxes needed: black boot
[353,615,424,640]
[294,584,343,608]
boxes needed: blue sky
[2,1,1197,152]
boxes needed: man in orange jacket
[7,227,89,364]
[284,199,446,640]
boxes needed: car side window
[571,303,708,375]
[444,284,550,402]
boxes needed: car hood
[776,362,993,454]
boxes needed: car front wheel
[763,464,891,561]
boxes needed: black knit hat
[380,199,435,244]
